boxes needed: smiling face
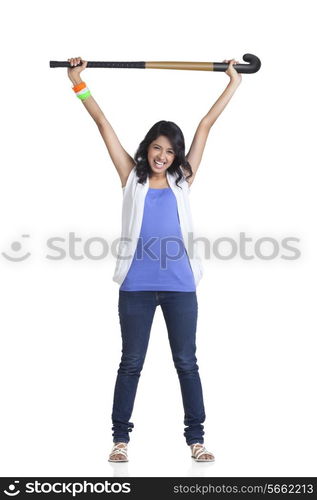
[147,135,176,175]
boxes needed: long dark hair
[133,120,193,189]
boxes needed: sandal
[190,443,215,462]
[108,442,129,462]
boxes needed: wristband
[72,81,91,101]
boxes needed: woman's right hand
[67,56,88,83]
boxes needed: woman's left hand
[223,58,242,84]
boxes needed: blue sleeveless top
[119,187,196,291]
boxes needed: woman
[67,56,242,462]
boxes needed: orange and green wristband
[72,81,91,101]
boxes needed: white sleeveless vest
[112,166,204,287]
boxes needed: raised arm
[185,59,242,186]
[67,57,135,188]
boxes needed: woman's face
[147,135,176,175]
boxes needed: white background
[1,0,316,478]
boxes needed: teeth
[155,161,164,166]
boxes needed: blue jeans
[111,290,206,445]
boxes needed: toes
[110,454,123,460]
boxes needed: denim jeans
[111,290,206,445]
